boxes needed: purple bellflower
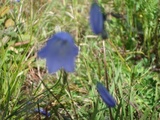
[89,2,108,39]
[38,32,78,74]
[90,2,104,35]
[96,82,116,107]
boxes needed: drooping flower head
[89,2,108,39]
[38,32,78,74]
[90,2,104,35]
[96,82,116,107]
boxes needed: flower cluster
[90,2,116,107]
[37,2,116,115]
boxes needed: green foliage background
[0,0,159,120]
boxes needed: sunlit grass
[0,0,159,120]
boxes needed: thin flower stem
[37,103,41,120]
[41,80,73,120]
[64,72,78,120]
[102,40,109,89]
[102,40,113,120]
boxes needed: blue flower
[34,108,51,117]
[96,82,116,107]
[38,32,78,74]
[11,0,20,2]
[90,2,104,35]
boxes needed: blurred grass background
[0,0,160,119]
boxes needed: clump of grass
[0,0,159,120]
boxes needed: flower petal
[38,45,49,59]
[63,57,75,72]
[96,82,116,107]
[46,55,62,73]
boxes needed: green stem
[64,71,78,120]
[41,80,73,120]
[102,41,113,120]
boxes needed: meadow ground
[0,0,160,120]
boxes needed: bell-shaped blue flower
[96,82,116,107]
[90,2,104,35]
[38,32,78,74]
